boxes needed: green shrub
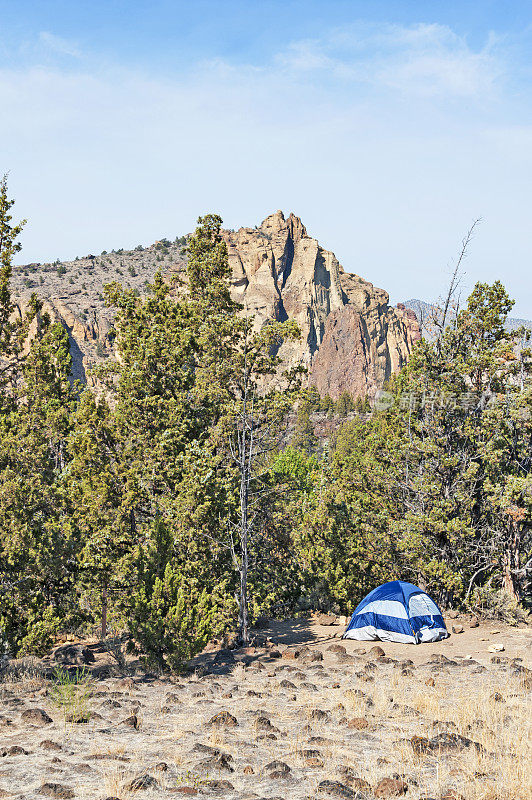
[49,667,94,724]
[130,562,223,672]
[17,609,61,657]
[469,586,528,625]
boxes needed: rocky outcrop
[224,211,420,398]
[12,212,420,398]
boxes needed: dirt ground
[0,615,530,800]
[261,614,532,666]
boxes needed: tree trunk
[238,448,249,646]
[101,583,108,640]
[239,539,249,645]
[502,520,521,601]
[237,381,252,646]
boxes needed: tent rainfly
[342,580,449,644]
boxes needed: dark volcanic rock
[208,710,238,728]
[316,779,364,799]
[126,774,159,791]
[21,708,53,726]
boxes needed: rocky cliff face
[12,212,420,398]
[224,211,420,398]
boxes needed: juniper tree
[0,316,80,654]
[0,179,80,653]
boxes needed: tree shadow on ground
[187,616,340,678]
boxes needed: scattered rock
[21,708,53,727]
[264,761,291,777]
[347,717,369,730]
[377,655,396,664]
[302,651,324,663]
[306,757,324,767]
[203,780,234,792]
[368,646,385,657]
[451,625,464,634]
[328,644,347,654]
[118,714,139,730]
[410,736,431,755]
[126,774,159,791]
[317,614,337,626]
[488,644,505,653]
[255,715,278,732]
[309,709,330,720]
[316,779,361,799]
[281,649,300,660]
[197,753,234,773]
[243,765,255,774]
[39,783,75,799]
[1,745,29,756]
[374,778,408,797]
[40,741,63,752]
[208,711,238,727]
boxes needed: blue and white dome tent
[342,580,449,644]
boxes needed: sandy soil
[261,615,532,666]
[0,615,530,800]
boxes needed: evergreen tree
[291,406,318,453]
[335,390,355,416]
[320,393,334,415]
[0,179,81,654]
[66,391,134,638]
[0,318,79,654]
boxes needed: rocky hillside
[12,214,420,397]
[11,237,187,382]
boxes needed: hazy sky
[2,0,532,316]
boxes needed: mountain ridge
[404,298,532,335]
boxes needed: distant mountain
[404,299,532,336]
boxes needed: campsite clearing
[0,615,530,800]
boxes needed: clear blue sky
[2,1,532,316]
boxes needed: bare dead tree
[227,317,301,645]
[431,218,481,346]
